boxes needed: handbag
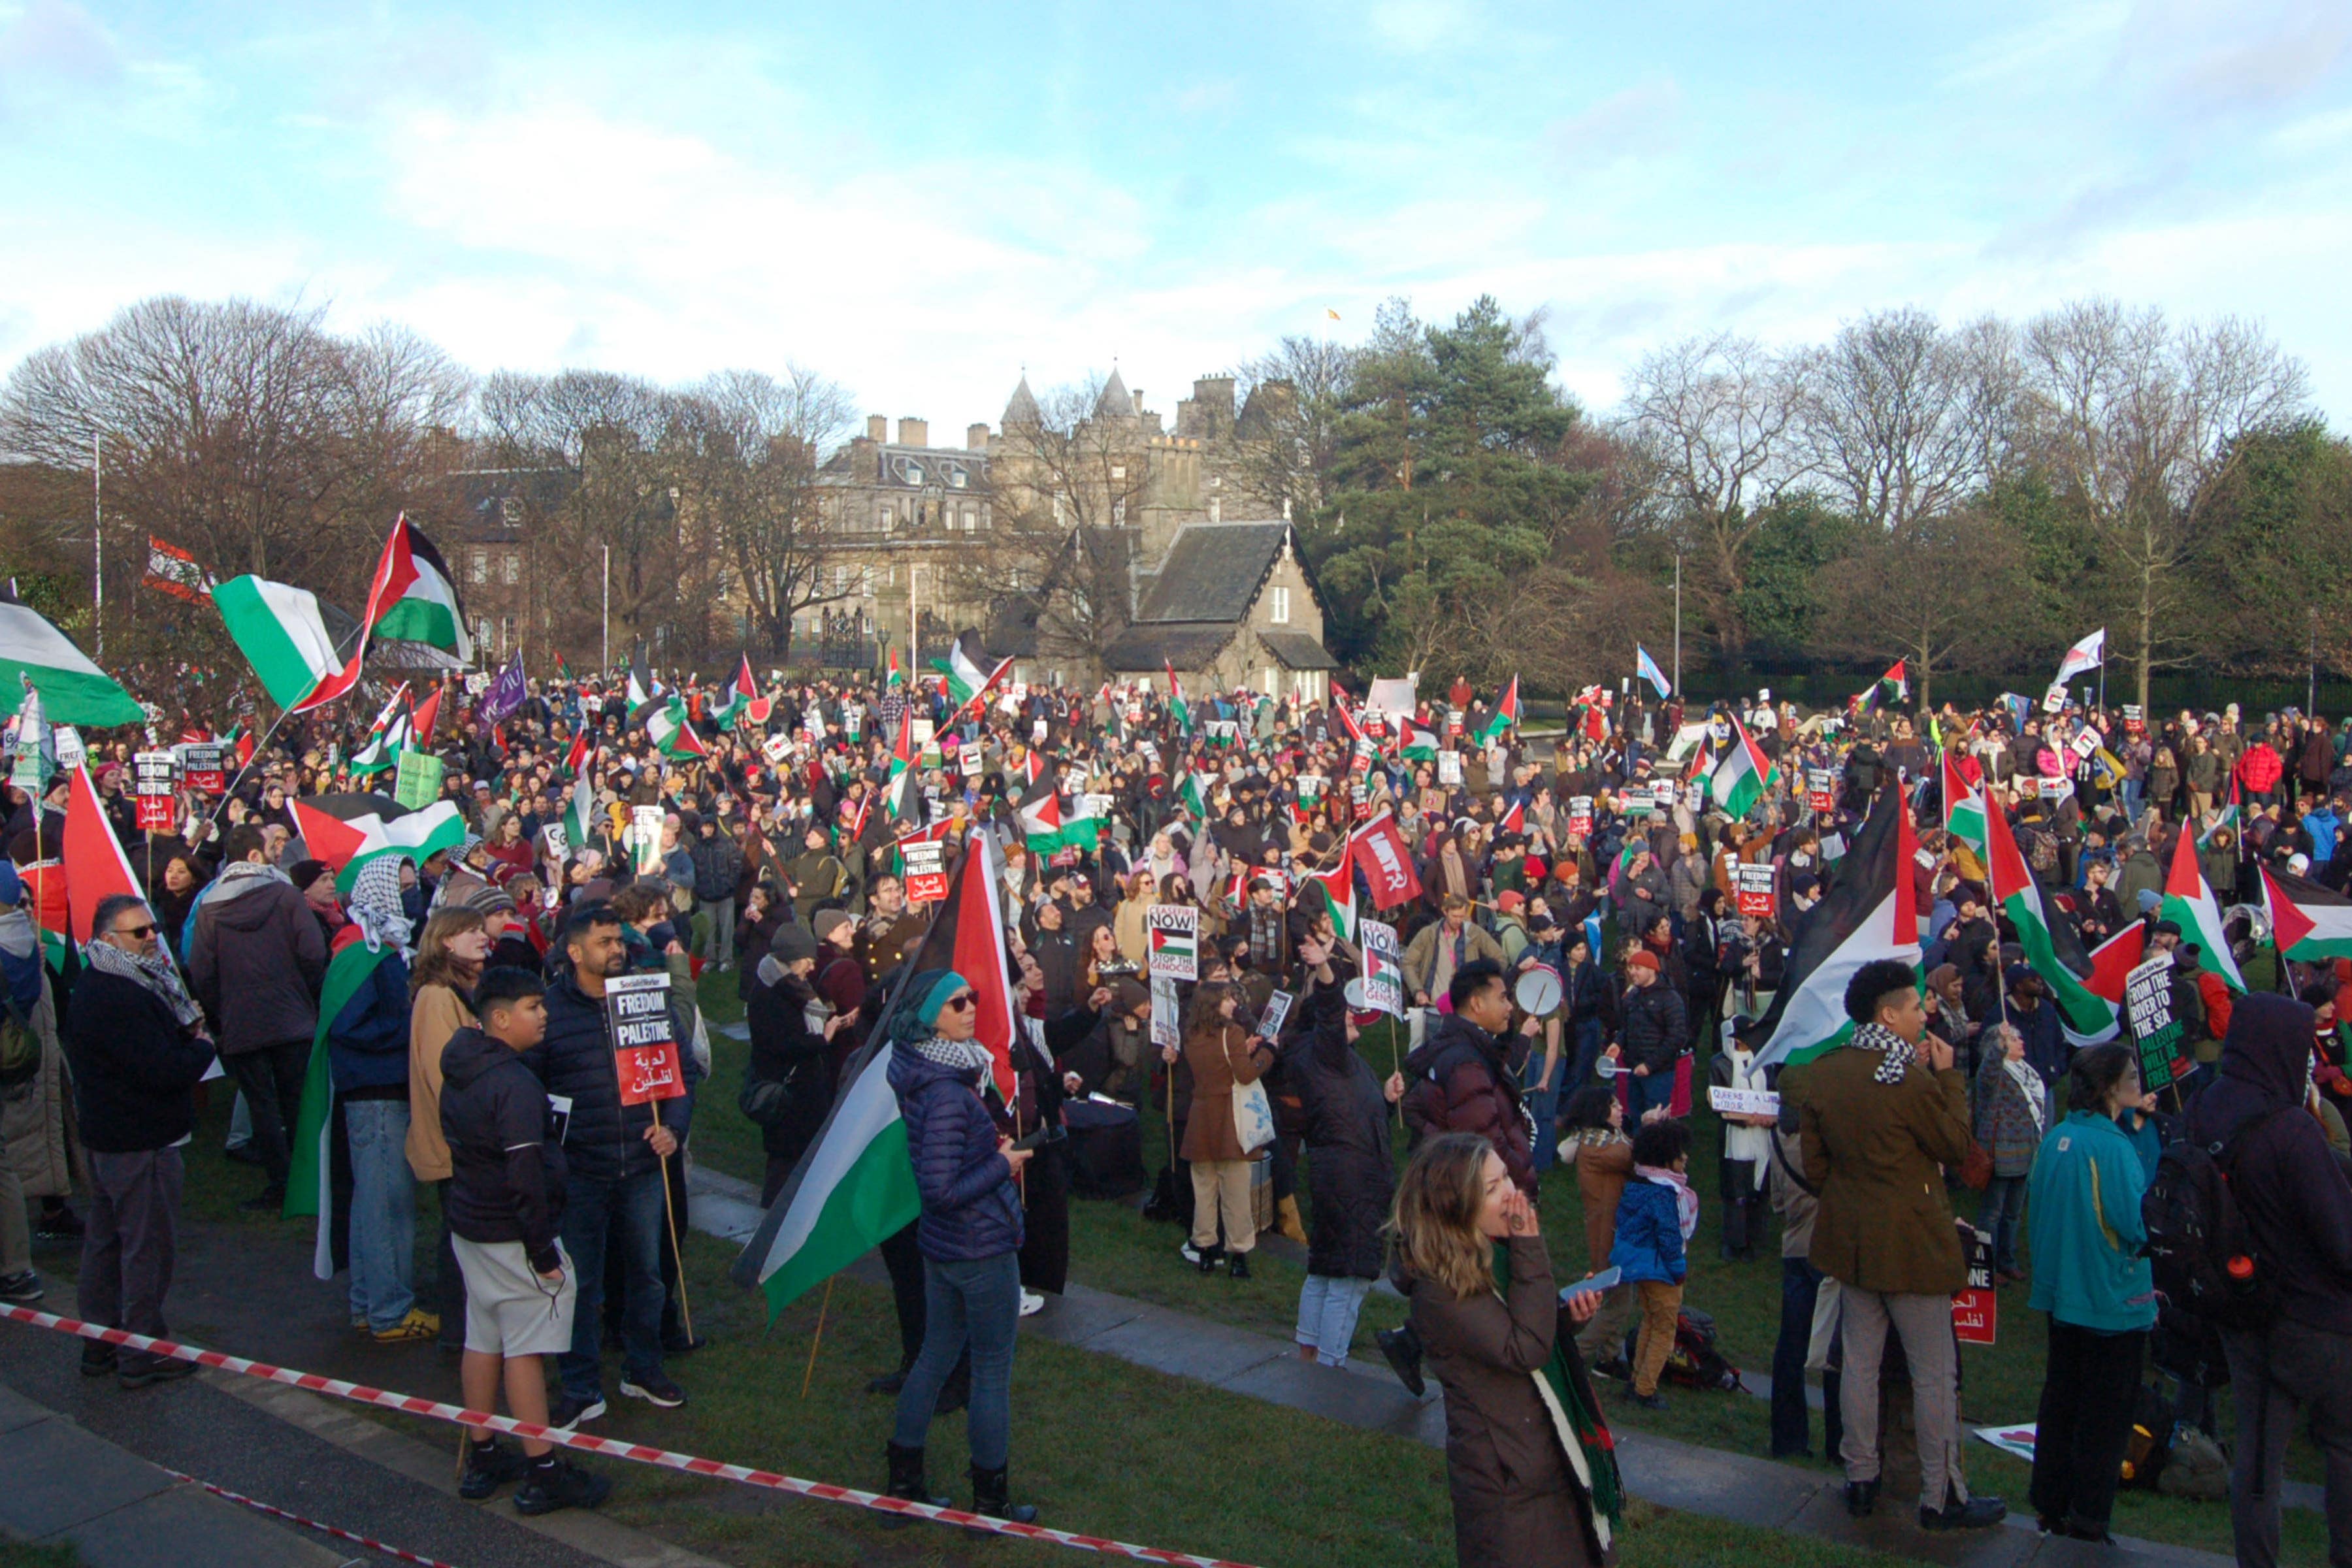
[1226,1033,1277,1154]
[1959,1139,1994,1191]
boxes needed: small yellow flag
[1326,308,1341,321]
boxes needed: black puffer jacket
[440,1026,568,1271]
[525,967,694,1186]
[743,969,832,1165]
[65,968,216,1154]
[1618,979,1688,1073]
[1291,982,1394,1280]
[690,830,745,903]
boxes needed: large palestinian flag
[212,575,372,713]
[1942,752,1986,853]
[1710,714,1775,819]
[1016,774,1095,857]
[2261,864,2352,963]
[645,698,710,760]
[1746,784,1919,1071]
[368,517,474,663]
[731,830,1021,1320]
[1477,675,1520,744]
[883,705,921,825]
[933,632,1012,714]
[2161,827,2247,992]
[1984,797,2123,1041]
[0,592,142,727]
[284,925,390,1275]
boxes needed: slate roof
[1002,375,1041,428]
[1132,521,1289,624]
[1102,623,1237,672]
[1259,630,1340,670]
[1095,367,1132,420]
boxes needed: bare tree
[1615,333,1808,661]
[2016,301,2311,707]
[1815,508,2041,710]
[1232,335,1358,518]
[1797,307,2007,531]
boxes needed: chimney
[966,423,990,452]
[897,417,928,448]
[1131,389,1145,415]
[866,414,887,442]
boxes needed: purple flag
[477,651,528,726]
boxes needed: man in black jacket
[442,967,611,1516]
[1618,948,1688,1121]
[535,903,694,1428]
[67,894,215,1388]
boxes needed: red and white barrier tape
[160,1469,460,1568]
[2,1305,1262,1568]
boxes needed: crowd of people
[3,661,2351,1565]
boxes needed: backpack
[1659,1306,1742,1391]
[0,992,39,1089]
[2140,1105,2296,1334]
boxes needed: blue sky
[4,0,2350,431]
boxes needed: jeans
[224,1036,311,1190]
[78,1150,182,1373]
[893,1251,1021,1469]
[1568,1018,1606,1089]
[1627,1064,1675,1122]
[1295,1274,1373,1367]
[2120,779,2144,823]
[2030,1320,2144,1536]
[1772,1257,1842,1459]
[2222,1320,2352,1568]
[698,895,736,968]
[557,1167,666,1400]
[1978,1175,2029,1273]
[344,1100,417,1331]
[1527,1055,1565,1173]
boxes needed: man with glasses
[64,894,216,1386]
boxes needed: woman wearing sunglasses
[881,970,1041,1527]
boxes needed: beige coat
[404,983,474,1182]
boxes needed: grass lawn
[689,978,2330,1561]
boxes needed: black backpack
[2141,1106,2295,1334]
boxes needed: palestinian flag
[1304,850,1358,941]
[211,574,380,714]
[563,727,593,780]
[1746,785,1919,1071]
[0,591,142,727]
[1856,659,1907,714]
[1019,750,1045,789]
[289,798,372,874]
[62,764,142,946]
[627,645,657,714]
[333,801,468,894]
[1942,752,1987,853]
[1984,797,2121,1041]
[1498,796,1526,836]
[1177,770,1212,821]
[934,632,1011,714]
[646,698,709,760]
[2199,779,2242,846]
[367,516,474,664]
[1401,722,1440,762]
[715,655,758,728]
[408,683,442,749]
[286,925,390,1274]
[886,646,905,688]
[346,685,412,777]
[2261,864,2352,963]
[2161,827,2246,992]
[561,759,600,854]
[883,706,921,823]
[554,652,572,685]
[1710,714,1775,819]
[1477,676,1520,744]
[1164,659,1192,733]
[1017,775,1089,857]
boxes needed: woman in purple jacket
[883,970,1039,1527]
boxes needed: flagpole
[205,702,299,833]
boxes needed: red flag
[902,830,1022,1102]
[63,764,144,946]
[1348,809,1423,909]
[1498,796,1526,836]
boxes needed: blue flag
[1635,645,1672,699]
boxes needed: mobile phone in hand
[1558,1266,1621,1300]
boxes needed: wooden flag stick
[800,1279,834,1399]
[657,1149,695,1343]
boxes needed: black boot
[881,1441,948,1529]
[1375,1322,1426,1398]
[1227,1250,1250,1281]
[969,1462,1038,1527]
[1196,1244,1222,1275]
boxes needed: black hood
[2216,992,2315,1109]
[440,1025,522,1092]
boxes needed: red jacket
[2237,743,2284,794]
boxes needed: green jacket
[2025,1110,2156,1333]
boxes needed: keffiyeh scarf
[346,856,413,956]
[1848,1019,1916,1085]
[85,934,205,1030]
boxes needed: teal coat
[2025,1110,2157,1333]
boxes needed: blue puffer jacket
[525,968,695,1186]
[888,1041,1022,1264]
[1609,1176,1688,1285]
[329,949,412,1094]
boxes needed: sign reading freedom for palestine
[605,971,684,1107]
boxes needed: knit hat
[285,858,332,893]
[1625,949,1661,973]
[1495,890,1525,913]
[911,970,973,1032]
[769,923,817,966]
[813,908,854,945]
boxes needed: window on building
[470,547,489,585]
[1110,465,1126,481]
[1270,585,1290,624]
[502,549,520,584]
[1210,497,1221,523]
[502,615,515,651]
[950,470,967,488]
[880,506,894,530]
[476,617,493,651]
[904,464,924,485]
[500,495,523,524]
[1262,667,1277,697]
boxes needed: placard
[630,804,666,875]
[1149,975,1181,1049]
[1436,751,1463,786]
[542,822,568,860]
[1296,772,1324,800]
[2124,953,2183,1089]
[1359,918,1403,1015]
[1567,796,1594,838]
[1805,767,1837,814]
[909,717,935,747]
[2122,704,2144,734]
[1734,861,1777,918]
[1258,989,1295,1040]
[2042,683,2068,714]
[180,742,226,794]
[604,972,684,1105]
[2038,776,2074,800]
[51,727,84,770]
[1707,1086,1780,1117]
[393,748,445,811]
[899,832,949,904]
[1819,831,1847,861]
[762,732,793,764]
[1445,708,1464,739]
[1147,904,1199,981]
[1952,1224,1998,1345]
[959,747,982,779]
[2070,730,2099,760]
[131,750,178,830]
[1032,719,1048,744]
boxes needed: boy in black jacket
[440,967,610,1515]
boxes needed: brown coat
[3,977,79,1198]
[1796,1045,1972,1295]
[1411,1235,1603,1568]
[404,984,475,1183]
[1571,1134,1633,1269]
[1179,1021,1271,1164]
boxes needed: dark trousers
[557,1167,664,1401]
[2030,1320,2144,1535]
[78,1150,182,1372]
[1720,1158,1761,1258]
[602,1151,689,1345]
[2223,1321,2352,1568]
[1771,1256,1843,1460]
[223,1037,310,1190]
[431,1180,466,1349]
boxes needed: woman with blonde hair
[1392,1131,1616,1568]
[405,906,490,1352]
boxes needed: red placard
[604,973,684,1106]
[1952,1226,1997,1345]
[135,794,176,832]
[180,742,226,794]
[1734,862,1777,918]
[900,831,949,904]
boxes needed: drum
[1514,968,1563,1018]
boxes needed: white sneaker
[1179,1243,1201,1265]
[1019,1290,1045,1318]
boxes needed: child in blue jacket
[1610,1118,1695,1410]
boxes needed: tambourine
[1514,968,1563,1018]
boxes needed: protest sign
[393,749,444,811]
[2123,704,2144,734]
[1805,767,1836,814]
[1147,904,1199,981]
[604,972,684,1106]
[1258,989,1295,1040]
[2124,953,2184,1089]
[1707,1086,1780,1118]
[909,717,934,747]
[2042,683,2068,713]
[52,727,84,770]
[1735,862,1777,918]
[1359,919,1403,1015]
[630,804,666,875]
[1952,1225,1998,1345]
[541,822,568,860]
[1436,751,1463,786]
[959,747,982,779]
[2070,729,2099,760]
[1445,708,1463,739]
[899,832,949,903]
[762,732,792,764]
[180,742,226,794]
[133,749,179,831]
[1149,977,1181,1049]
[1567,796,1594,837]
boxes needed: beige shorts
[451,1236,576,1358]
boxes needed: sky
[3,0,2350,434]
